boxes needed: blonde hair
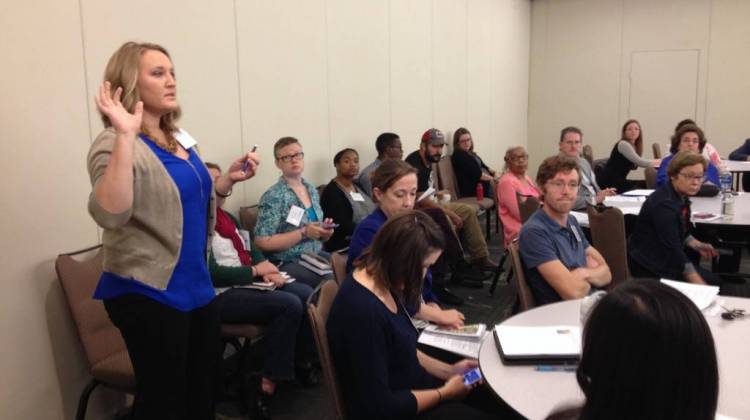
[101,41,181,136]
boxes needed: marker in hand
[243,144,258,173]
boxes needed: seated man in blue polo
[519,155,612,306]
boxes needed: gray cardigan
[87,128,216,290]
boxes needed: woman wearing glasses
[496,146,539,247]
[254,137,335,288]
[628,151,719,285]
[450,127,498,199]
[597,119,660,193]
[656,124,720,187]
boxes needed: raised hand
[226,151,261,183]
[94,81,143,135]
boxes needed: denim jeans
[214,281,316,381]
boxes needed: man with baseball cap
[405,129,499,277]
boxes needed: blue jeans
[215,281,315,381]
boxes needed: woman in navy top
[347,159,465,328]
[328,211,496,420]
[89,42,259,419]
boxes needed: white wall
[0,1,530,418]
[528,0,750,179]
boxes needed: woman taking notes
[87,42,259,419]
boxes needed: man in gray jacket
[558,126,616,210]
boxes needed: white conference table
[725,160,750,191]
[572,191,750,228]
[478,297,750,419]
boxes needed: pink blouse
[497,172,541,247]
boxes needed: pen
[535,365,577,372]
[243,144,258,172]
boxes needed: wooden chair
[516,192,541,224]
[307,280,345,419]
[652,142,662,159]
[582,144,594,167]
[329,251,348,286]
[508,241,536,312]
[436,156,496,239]
[55,245,135,420]
[238,205,259,233]
[644,167,658,189]
[586,204,629,289]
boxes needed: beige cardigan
[87,128,216,290]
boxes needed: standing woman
[598,120,660,192]
[254,137,335,288]
[87,42,259,419]
[496,146,540,247]
[320,148,375,252]
[450,127,498,198]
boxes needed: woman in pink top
[496,146,540,247]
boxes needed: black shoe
[253,389,273,420]
[453,260,492,280]
[434,286,464,306]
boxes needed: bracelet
[251,266,257,277]
[299,227,307,240]
[436,388,442,403]
[215,187,232,198]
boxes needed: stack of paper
[660,279,719,310]
[300,253,333,275]
[418,324,487,358]
[622,189,655,197]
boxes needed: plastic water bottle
[720,164,733,193]
[476,183,484,201]
[722,191,735,216]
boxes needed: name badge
[286,205,305,227]
[174,128,197,149]
[350,191,365,202]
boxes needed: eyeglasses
[277,152,305,162]
[562,140,582,146]
[458,138,472,144]
[546,180,580,190]
[678,172,705,182]
[510,154,528,162]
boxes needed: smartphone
[463,367,482,386]
[321,221,340,229]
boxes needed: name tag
[350,191,365,202]
[174,128,197,149]
[286,205,305,227]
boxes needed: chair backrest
[436,156,461,199]
[586,204,629,288]
[330,251,348,285]
[239,205,259,233]
[593,158,608,182]
[644,166,658,189]
[55,246,134,389]
[652,142,662,159]
[508,241,536,312]
[307,280,345,419]
[582,144,594,167]
[516,192,541,224]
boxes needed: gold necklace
[142,127,178,154]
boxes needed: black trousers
[104,294,222,420]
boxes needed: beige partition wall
[0,1,530,418]
[528,0,750,179]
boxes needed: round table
[478,297,750,419]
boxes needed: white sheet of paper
[417,186,436,202]
[604,195,645,204]
[570,211,589,226]
[418,331,486,358]
[660,279,719,310]
[494,325,581,357]
[621,189,655,196]
[350,191,365,202]
[286,205,305,226]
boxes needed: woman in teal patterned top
[254,137,335,288]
